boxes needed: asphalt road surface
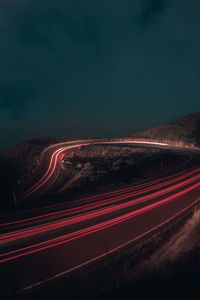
[0,139,200,296]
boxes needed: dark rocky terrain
[0,138,64,209]
[12,206,200,300]
[1,113,200,300]
[132,112,200,147]
[1,113,200,210]
[51,144,186,202]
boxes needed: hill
[1,112,200,209]
[132,113,200,148]
[0,138,64,207]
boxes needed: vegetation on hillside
[132,112,200,147]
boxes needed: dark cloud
[16,8,100,48]
[0,0,200,148]
[138,0,166,26]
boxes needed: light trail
[0,165,196,229]
[1,176,200,263]
[1,165,200,240]
[16,139,171,202]
[1,163,200,247]
[19,195,200,294]
[1,139,199,295]
[17,143,89,201]
[103,140,169,146]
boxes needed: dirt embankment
[46,144,187,204]
[132,112,200,148]
[0,138,63,208]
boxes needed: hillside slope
[132,113,200,147]
[0,138,64,207]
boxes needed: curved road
[0,139,200,296]
[15,139,170,202]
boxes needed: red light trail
[0,140,200,295]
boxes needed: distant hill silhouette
[0,113,199,209]
[132,113,200,147]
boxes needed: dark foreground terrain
[0,138,68,210]
[0,142,187,212]
[8,206,200,300]
[1,113,200,300]
[133,112,200,148]
[43,144,188,205]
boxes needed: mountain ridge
[132,112,200,147]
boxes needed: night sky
[0,0,200,149]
